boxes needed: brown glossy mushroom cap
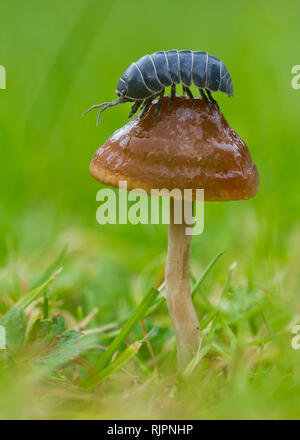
[90,96,259,201]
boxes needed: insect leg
[153,90,165,116]
[168,84,176,108]
[206,89,220,110]
[183,86,194,101]
[139,98,151,114]
[199,89,212,111]
[128,100,143,119]
[140,97,153,118]
[139,99,147,111]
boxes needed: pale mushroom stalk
[165,198,201,369]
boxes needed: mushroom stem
[165,198,201,370]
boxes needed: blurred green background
[0,0,300,419]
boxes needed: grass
[0,245,299,419]
[0,0,300,420]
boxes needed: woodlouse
[84,50,233,125]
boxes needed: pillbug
[84,50,233,125]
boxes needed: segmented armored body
[84,50,233,125]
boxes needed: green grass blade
[191,250,225,299]
[247,337,271,347]
[16,267,63,310]
[219,261,236,301]
[33,245,68,288]
[82,287,159,388]
[90,342,141,387]
[143,296,165,318]
[200,310,219,330]
[180,344,212,379]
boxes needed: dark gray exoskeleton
[83,50,233,125]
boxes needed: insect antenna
[83,97,127,126]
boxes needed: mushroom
[90,96,259,369]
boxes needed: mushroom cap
[90,96,259,201]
